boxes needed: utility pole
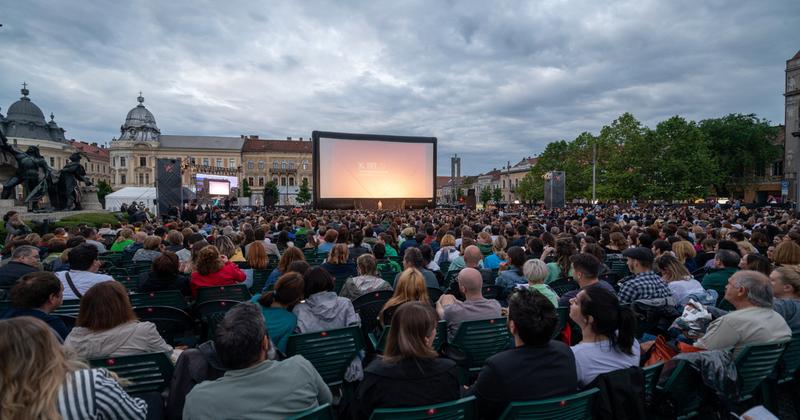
[592,141,597,204]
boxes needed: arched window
[281,177,287,186]
[289,177,294,186]
[302,177,308,185]
[258,177,264,187]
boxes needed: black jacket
[586,366,646,420]
[350,357,460,419]
[138,271,191,296]
[0,261,39,288]
[0,307,70,340]
[166,341,226,420]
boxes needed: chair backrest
[115,275,140,293]
[654,359,706,418]
[553,306,569,339]
[428,287,444,305]
[195,284,251,306]
[235,261,251,270]
[249,269,272,295]
[286,326,364,386]
[642,361,664,399]
[734,341,788,401]
[333,275,350,294]
[129,290,187,310]
[89,352,175,395]
[481,285,499,300]
[52,299,81,316]
[0,299,10,312]
[379,270,399,284]
[549,278,579,296]
[777,332,800,384]
[287,403,335,420]
[133,306,196,345]
[450,318,511,372]
[498,388,599,420]
[196,299,243,341]
[128,261,153,275]
[353,290,394,335]
[57,314,77,330]
[442,269,461,289]
[369,396,476,420]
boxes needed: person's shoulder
[281,355,319,377]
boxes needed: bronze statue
[48,152,92,210]
[0,131,52,210]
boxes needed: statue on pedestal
[0,131,52,211]
[49,152,92,210]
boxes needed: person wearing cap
[617,247,671,304]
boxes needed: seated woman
[0,317,147,419]
[132,236,164,262]
[673,240,698,273]
[522,259,559,307]
[340,254,393,300]
[182,239,209,274]
[253,272,304,353]
[109,228,134,252]
[379,268,429,327]
[262,246,305,292]
[740,253,772,276]
[190,245,246,297]
[374,243,402,273]
[495,246,528,299]
[293,266,360,333]
[544,239,576,283]
[770,265,800,331]
[433,234,460,266]
[242,240,268,289]
[656,254,705,305]
[483,236,508,270]
[320,244,358,279]
[214,235,240,263]
[569,286,639,388]
[139,251,191,295]
[351,301,459,418]
[41,238,67,270]
[65,281,174,359]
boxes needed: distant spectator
[340,254,393,301]
[254,272,305,353]
[110,228,134,252]
[55,244,114,300]
[522,259,559,307]
[293,267,360,333]
[190,245,246,297]
[0,245,40,289]
[132,236,163,262]
[139,252,191,295]
[381,268,429,327]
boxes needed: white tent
[104,187,157,213]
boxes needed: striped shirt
[58,368,147,420]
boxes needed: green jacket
[701,267,738,305]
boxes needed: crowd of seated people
[0,202,799,418]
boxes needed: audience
[183,303,331,419]
[437,267,502,341]
[495,246,528,299]
[340,253,393,300]
[558,253,616,307]
[771,265,800,330]
[253,272,304,353]
[656,254,705,305]
[617,247,671,304]
[0,244,40,288]
[380,268,430,327]
[190,245,246,297]
[65,281,173,358]
[109,228,134,252]
[262,245,304,292]
[293,266,360,333]
[394,247,440,289]
[55,244,114,300]
[138,251,191,295]
[521,259,559,307]
[701,249,740,306]
[0,271,69,340]
[320,243,358,279]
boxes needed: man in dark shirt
[0,245,41,288]
[466,288,578,418]
[0,271,69,340]
[558,253,617,307]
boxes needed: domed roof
[6,85,46,124]
[117,93,161,142]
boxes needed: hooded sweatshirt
[292,291,360,334]
[65,320,173,359]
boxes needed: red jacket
[190,261,246,297]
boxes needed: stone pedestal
[80,186,103,211]
[0,198,28,215]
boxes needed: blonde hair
[774,265,800,295]
[736,241,756,255]
[115,228,133,243]
[440,234,456,248]
[523,259,548,284]
[671,241,696,263]
[773,241,800,266]
[380,268,428,324]
[0,317,87,419]
[327,244,350,265]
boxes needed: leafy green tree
[492,186,503,203]
[96,180,113,207]
[479,186,491,207]
[699,114,781,196]
[264,181,280,207]
[516,173,537,204]
[296,178,311,206]
[240,178,251,198]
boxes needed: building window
[502,180,505,189]
[289,177,295,186]
[302,160,308,170]
[288,161,294,170]
[216,158,222,167]
[247,160,254,170]
[145,173,150,185]
[258,177,264,187]
[203,158,209,166]
[281,177,287,186]
[229,158,236,168]
[273,161,279,169]
[120,174,126,184]
[772,161,784,177]
[272,176,278,183]
[120,157,126,167]
[138,174,144,185]
[302,177,308,185]
[139,157,147,167]
[190,157,196,164]
[113,156,117,166]
[50,157,55,166]
[281,161,287,170]
[248,177,254,186]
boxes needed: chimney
[287,136,292,141]
[299,137,303,141]
[91,142,97,147]
[251,135,259,140]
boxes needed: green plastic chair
[0,299,10,312]
[195,284,251,307]
[654,359,707,419]
[369,396,476,420]
[442,269,461,289]
[133,306,196,345]
[129,290,187,310]
[115,275,140,293]
[333,275,350,294]
[553,306,569,339]
[353,290,394,336]
[249,269,272,294]
[287,403,335,420]
[286,326,364,387]
[52,299,81,316]
[775,332,800,384]
[549,278,579,296]
[449,317,511,380]
[498,387,599,419]
[734,341,788,402]
[642,361,664,401]
[89,352,174,396]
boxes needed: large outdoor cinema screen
[312,131,437,210]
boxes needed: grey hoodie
[65,321,173,359]
[293,291,360,334]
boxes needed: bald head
[463,245,483,267]
[133,231,147,243]
[458,268,483,293]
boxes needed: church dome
[117,93,160,142]
[6,85,46,124]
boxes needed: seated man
[437,268,502,341]
[695,270,792,351]
[0,271,69,340]
[558,253,616,307]
[393,247,439,289]
[701,249,740,306]
[466,288,578,419]
[55,244,114,300]
[0,245,41,289]
[183,303,331,419]
[617,247,671,304]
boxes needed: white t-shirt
[56,270,115,300]
[571,338,641,387]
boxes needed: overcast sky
[1,0,798,175]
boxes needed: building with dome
[0,83,110,200]
[109,93,311,204]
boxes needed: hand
[220,255,228,263]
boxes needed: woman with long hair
[379,268,429,327]
[262,246,305,292]
[739,253,772,276]
[483,235,508,270]
[672,240,698,273]
[189,245,246,297]
[544,238,576,283]
[65,281,173,359]
[139,251,191,295]
[340,254,393,300]
[0,317,147,419]
[655,254,705,305]
[320,243,358,279]
[109,228,134,252]
[253,272,305,353]
[351,302,459,418]
[569,286,639,387]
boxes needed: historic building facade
[241,135,312,205]
[785,51,800,203]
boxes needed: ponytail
[581,286,638,355]
[612,305,637,356]
[257,291,276,308]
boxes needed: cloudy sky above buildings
[1,0,798,175]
